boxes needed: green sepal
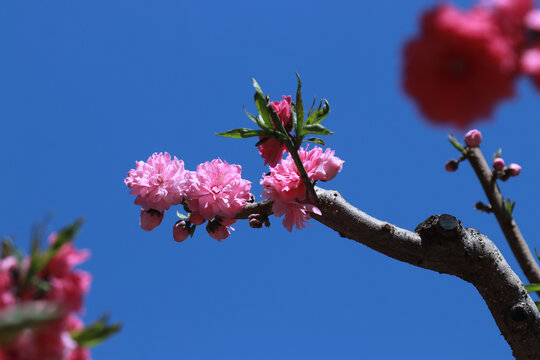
[295,73,304,135]
[306,99,330,124]
[71,315,121,349]
[448,134,466,154]
[0,301,63,345]
[216,128,267,139]
[252,79,273,128]
[524,283,540,293]
[304,137,326,146]
[301,123,334,136]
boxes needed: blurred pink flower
[258,96,293,167]
[0,256,17,309]
[125,152,190,212]
[187,159,251,220]
[403,4,517,128]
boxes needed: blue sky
[1,0,539,359]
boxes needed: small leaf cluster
[217,74,333,150]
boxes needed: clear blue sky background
[1,0,538,359]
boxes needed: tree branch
[237,187,540,359]
[466,147,540,288]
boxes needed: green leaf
[301,123,334,136]
[524,283,540,293]
[306,99,330,124]
[216,128,267,139]
[0,301,63,344]
[535,248,540,262]
[448,134,466,154]
[504,198,516,218]
[493,148,502,160]
[536,301,540,311]
[252,79,273,128]
[71,315,121,348]
[267,103,289,138]
[295,73,304,135]
[304,137,326,146]
[176,211,188,220]
[307,97,316,119]
[2,238,22,262]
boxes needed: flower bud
[189,211,206,226]
[493,157,505,171]
[173,220,190,242]
[140,209,164,231]
[464,129,482,147]
[206,218,236,241]
[445,159,459,172]
[507,163,522,177]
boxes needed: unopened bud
[464,129,482,147]
[248,214,263,228]
[493,157,505,171]
[173,220,190,242]
[507,163,522,177]
[140,209,164,231]
[445,159,459,172]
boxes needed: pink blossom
[493,157,505,170]
[261,146,341,231]
[525,9,540,30]
[258,96,293,167]
[521,47,540,75]
[125,152,190,212]
[173,221,190,243]
[187,159,251,220]
[403,4,517,128]
[464,129,483,147]
[139,209,164,231]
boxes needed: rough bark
[237,187,540,360]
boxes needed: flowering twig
[466,146,540,289]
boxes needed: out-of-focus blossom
[403,4,517,128]
[493,157,505,170]
[188,212,205,226]
[187,159,251,220]
[258,96,293,167]
[464,129,483,147]
[507,163,522,176]
[0,256,17,309]
[125,152,190,212]
[445,159,459,172]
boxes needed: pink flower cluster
[258,96,293,167]
[125,153,252,241]
[403,0,539,128]
[261,146,343,231]
[0,235,91,360]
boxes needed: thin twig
[466,147,540,292]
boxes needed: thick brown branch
[237,188,540,359]
[466,147,540,287]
